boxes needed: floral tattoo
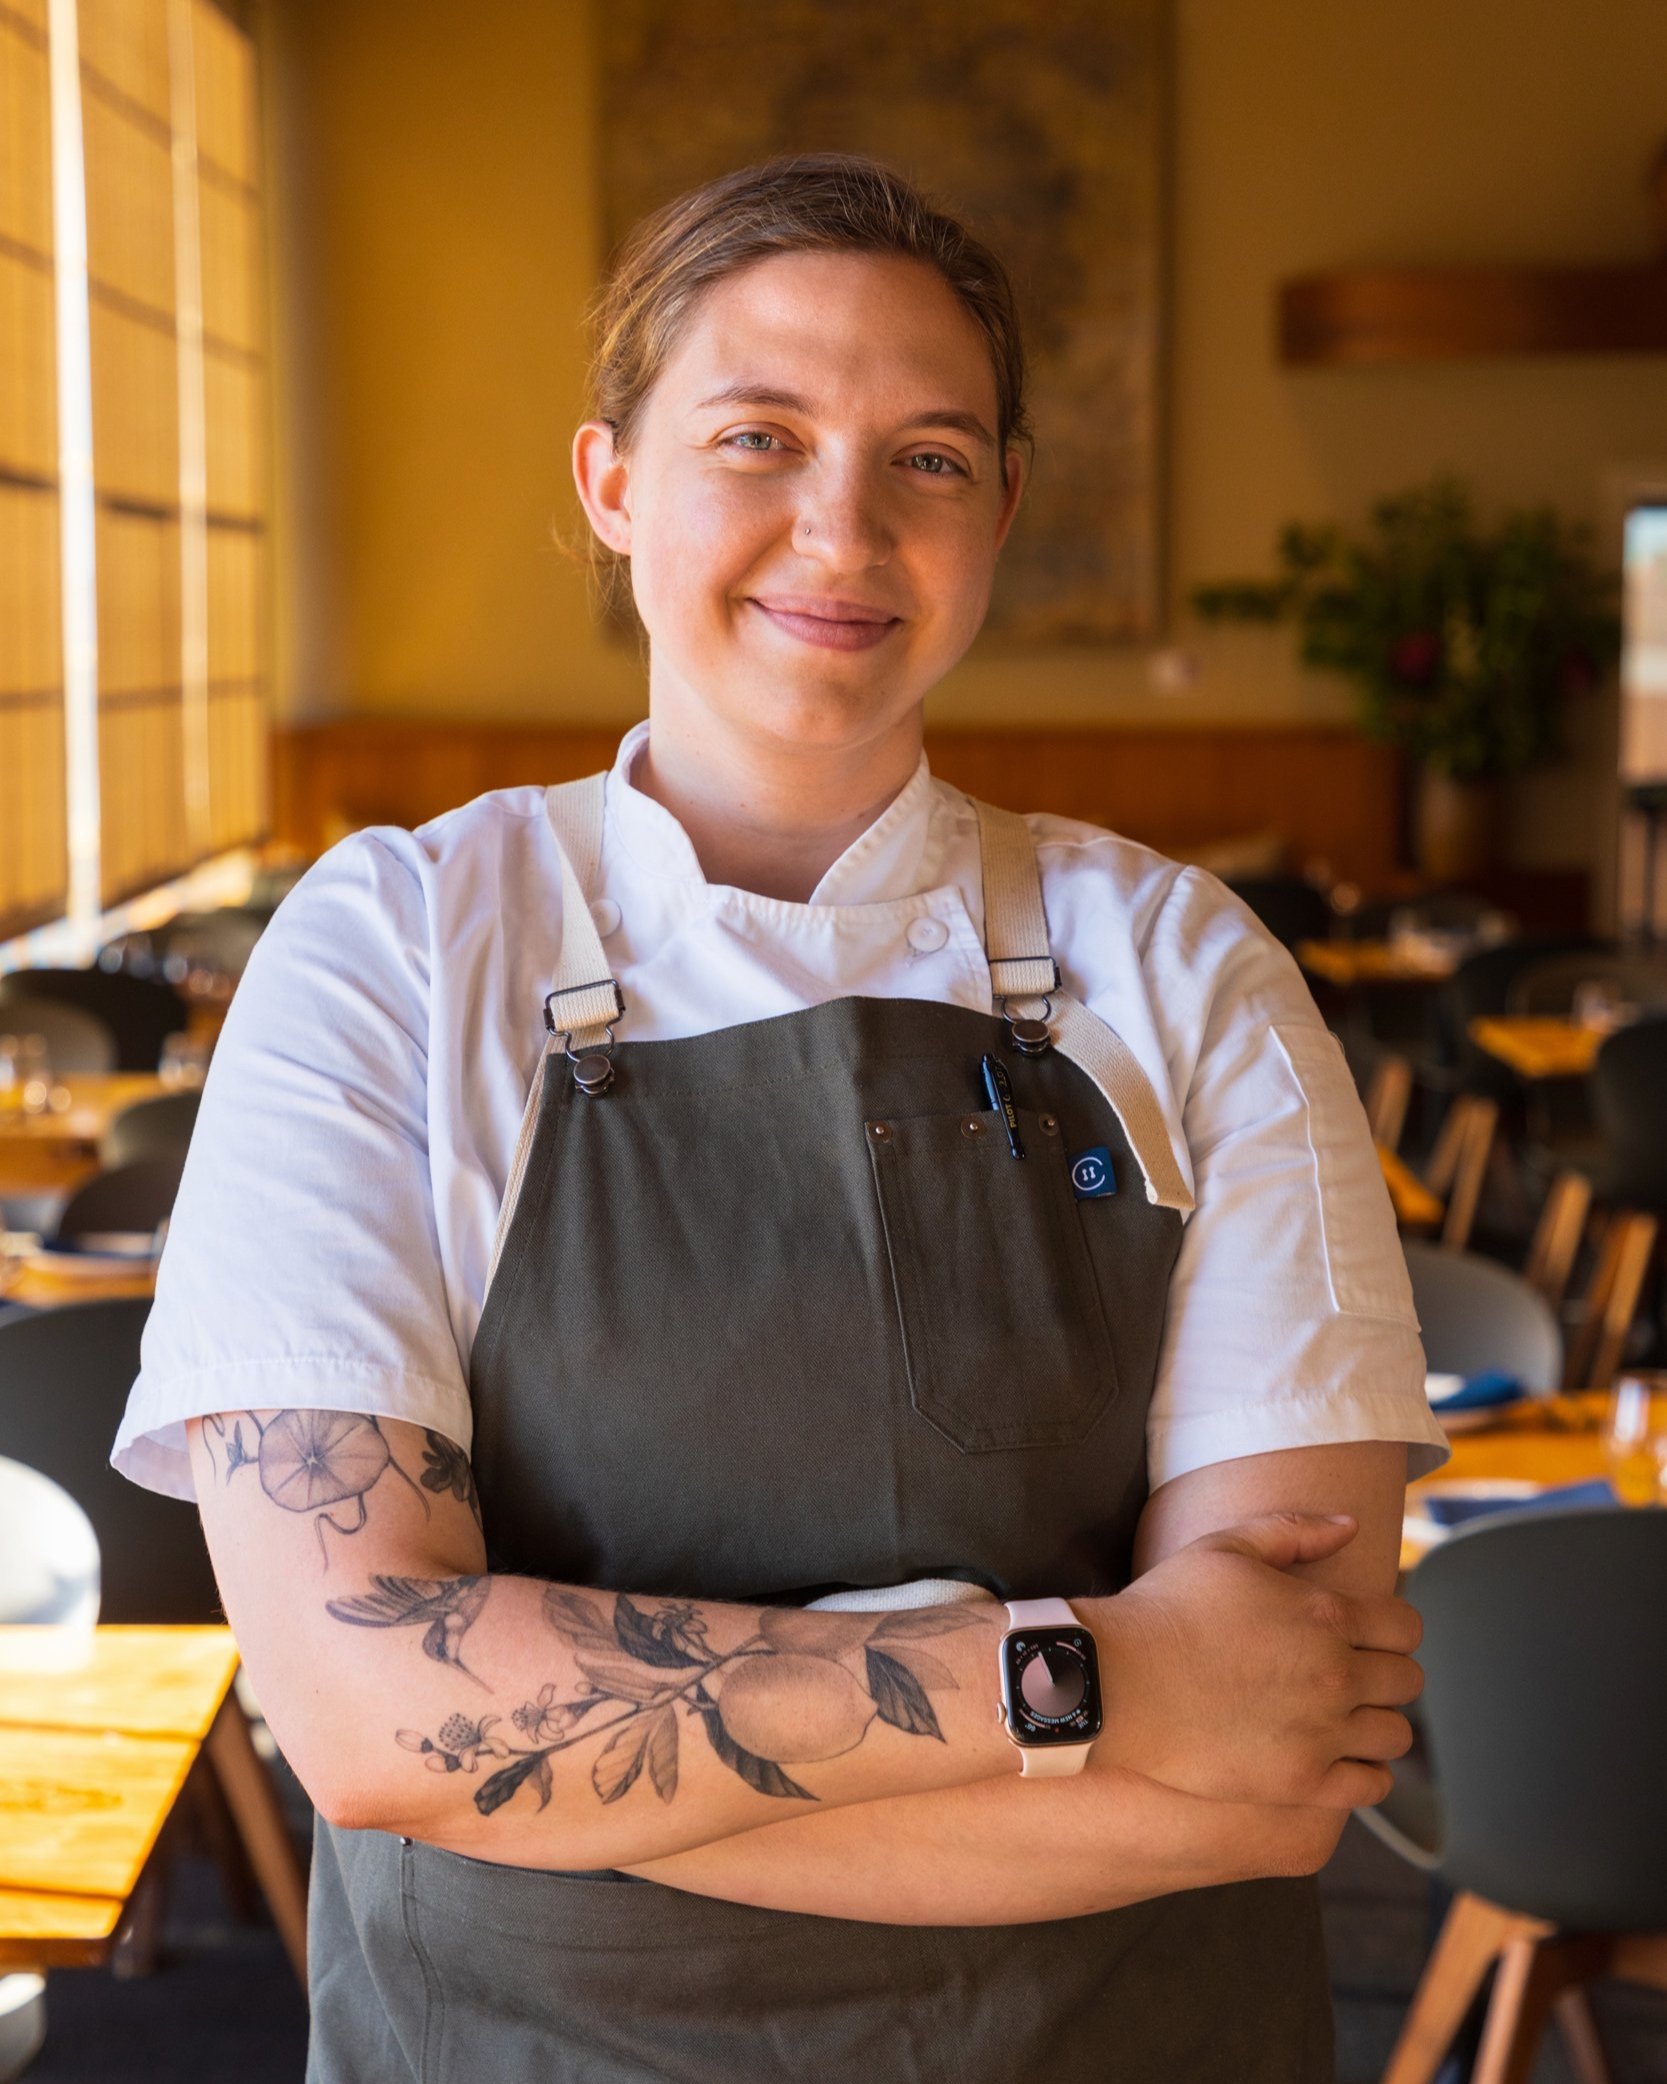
[395,1590,982,1819]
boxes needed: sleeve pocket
[1270,1024,1416,1324]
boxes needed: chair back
[0,1455,100,1628]
[1222,875,1332,949]
[0,1300,220,1622]
[1411,1508,1667,1929]
[101,1089,201,1168]
[1403,1241,1562,1392]
[1432,936,1608,1098]
[1591,1015,1667,1213]
[1507,951,1667,1019]
[55,1155,186,1242]
[0,996,116,1076]
[0,968,185,1073]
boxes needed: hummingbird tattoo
[325,1575,492,1688]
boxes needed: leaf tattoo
[327,1575,492,1687]
[864,1648,946,1741]
[419,1431,482,1528]
[402,1591,986,1822]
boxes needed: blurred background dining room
[4,0,1667,2078]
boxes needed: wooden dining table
[1400,1391,1612,1572]
[0,1074,172,1200]
[1298,938,1459,989]
[0,1625,306,1980]
[1468,1015,1604,1082]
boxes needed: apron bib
[305,784,1334,2083]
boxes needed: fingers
[1337,1594,1423,1655]
[1342,1704,1415,1762]
[1349,1649,1424,1709]
[1207,1511,1360,1571]
[1315,1758,1396,1811]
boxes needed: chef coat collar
[607,721,946,909]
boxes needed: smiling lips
[749,596,902,652]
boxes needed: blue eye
[725,431,779,452]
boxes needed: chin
[730,676,917,755]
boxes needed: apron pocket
[866,1106,1119,1452]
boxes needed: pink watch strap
[1002,1598,1094,1777]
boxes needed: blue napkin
[1425,1369,1525,1412]
[1421,1478,1620,1527]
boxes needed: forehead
[652,249,999,418]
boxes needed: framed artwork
[597,0,1166,646]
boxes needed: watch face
[1000,1626,1103,1746]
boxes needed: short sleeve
[1145,871,1451,1490]
[110,832,473,1501]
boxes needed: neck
[634,708,925,902]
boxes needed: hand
[1082,1512,1422,1809]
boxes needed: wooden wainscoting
[272,719,1405,886]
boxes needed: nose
[793,458,893,570]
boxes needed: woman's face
[575,249,1026,759]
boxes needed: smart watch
[998,1597,1103,1776]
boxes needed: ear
[572,420,633,556]
[992,444,1027,555]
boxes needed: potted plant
[1191,479,1620,881]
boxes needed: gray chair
[1403,1240,1562,1393]
[0,967,186,1074]
[0,996,116,1076]
[1506,951,1667,1020]
[0,1299,219,1622]
[1372,1509,1667,2083]
[101,1089,201,1168]
[54,1155,185,1243]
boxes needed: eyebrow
[691,383,997,448]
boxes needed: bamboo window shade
[192,0,266,856]
[0,0,69,940]
[72,0,267,911]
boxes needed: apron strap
[542,772,623,1042]
[973,798,1195,1216]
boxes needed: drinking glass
[159,1034,211,1088]
[1604,1372,1667,1506]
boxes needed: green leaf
[865,1649,945,1741]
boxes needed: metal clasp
[1001,994,1054,1056]
[561,1025,617,1096]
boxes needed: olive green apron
[304,785,1334,2082]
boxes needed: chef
[114,151,1448,2082]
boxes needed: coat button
[589,898,621,937]
[906,916,948,952]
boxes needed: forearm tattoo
[394,1592,983,1819]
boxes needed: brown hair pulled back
[582,152,1031,615]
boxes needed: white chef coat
[112,720,1450,1502]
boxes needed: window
[0,0,268,958]
[0,0,68,940]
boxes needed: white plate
[27,1246,160,1280]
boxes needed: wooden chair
[1423,1094,1498,1253]
[1363,1050,1413,1153]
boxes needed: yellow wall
[263,0,1667,866]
